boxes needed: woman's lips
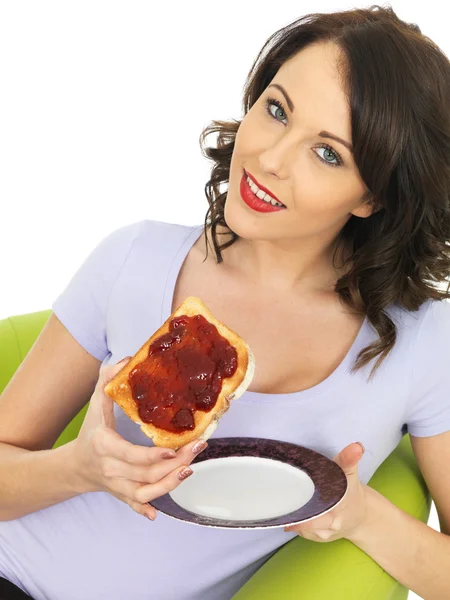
[245,170,282,203]
[240,172,286,213]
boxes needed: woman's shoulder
[386,298,450,367]
[138,219,200,235]
[110,219,201,245]
[387,298,450,328]
[139,220,204,263]
[92,219,203,271]
[401,298,450,436]
[387,298,450,335]
[413,298,450,348]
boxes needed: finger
[87,357,132,428]
[129,499,157,520]
[100,357,132,428]
[330,515,343,531]
[175,438,209,460]
[100,452,189,484]
[95,429,173,465]
[134,464,194,504]
[333,442,365,475]
[103,438,207,483]
[314,529,335,540]
[97,356,132,388]
[113,481,157,520]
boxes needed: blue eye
[264,96,344,168]
[265,97,288,124]
[313,144,342,168]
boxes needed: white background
[0,2,446,598]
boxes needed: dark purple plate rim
[149,437,348,529]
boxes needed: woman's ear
[351,202,374,218]
[351,194,381,218]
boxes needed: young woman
[1,5,449,599]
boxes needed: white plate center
[169,456,315,521]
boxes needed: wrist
[346,484,380,544]
[63,439,98,495]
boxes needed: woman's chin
[223,202,249,239]
[224,198,271,240]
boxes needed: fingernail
[192,440,207,455]
[355,441,365,454]
[161,451,176,459]
[118,356,132,364]
[178,467,193,481]
[146,512,155,520]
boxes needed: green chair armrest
[232,435,430,600]
[0,309,52,395]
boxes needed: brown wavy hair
[198,4,450,379]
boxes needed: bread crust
[104,296,255,449]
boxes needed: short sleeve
[51,220,145,361]
[405,299,450,437]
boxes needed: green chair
[0,309,431,599]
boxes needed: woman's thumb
[333,442,365,476]
[94,356,132,429]
[98,356,133,387]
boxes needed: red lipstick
[240,170,286,213]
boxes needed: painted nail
[192,440,208,455]
[118,356,132,363]
[178,467,193,481]
[161,451,176,459]
[355,441,365,454]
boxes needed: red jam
[128,314,238,432]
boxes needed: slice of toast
[104,296,255,449]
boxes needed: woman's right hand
[69,357,208,520]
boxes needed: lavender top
[1,220,449,600]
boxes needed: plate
[149,437,348,529]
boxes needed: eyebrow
[267,83,353,154]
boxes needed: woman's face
[225,41,373,244]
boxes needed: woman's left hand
[284,442,368,541]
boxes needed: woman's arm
[285,435,450,599]
[0,313,101,520]
[349,485,449,599]
[348,431,450,600]
[0,441,83,521]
